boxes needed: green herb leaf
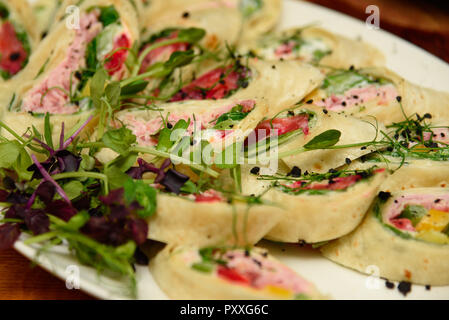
[80,154,96,171]
[180,180,199,194]
[99,5,120,27]
[65,211,90,231]
[0,141,21,168]
[303,130,341,150]
[102,127,136,155]
[63,180,85,200]
[44,113,54,149]
[104,165,130,190]
[90,68,108,109]
[111,152,139,173]
[156,119,189,152]
[105,81,121,108]
[191,262,214,273]
[124,179,157,218]
[398,204,427,227]
[322,70,373,95]
[178,28,206,43]
[86,38,98,70]
[213,104,249,130]
[121,80,149,95]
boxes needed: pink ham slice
[170,65,246,101]
[139,32,189,73]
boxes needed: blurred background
[304,0,449,62]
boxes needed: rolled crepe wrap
[349,158,449,193]
[346,121,449,191]
[238,0,282,44]
[94,98,268,164]
[271,105,383,173]
[261,168,387,243]
[0,0,139,146]
[140,2,242,49]
[0,0,39,81]
[170,58,324,117]
[148,192,281,247]
[307,67,449,125]
[240,27,385,69]
[49,0,142,32]
[321,188,449,285]
[150,245,324,299]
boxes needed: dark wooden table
[1,0,448,300]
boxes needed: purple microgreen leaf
[99,188,124,206]
[46,200,77,221]
[55,150,82,173]
[6,191,29,205]
[126,218,148,245]
[126,158,159,179]
[35,181,56,204]
[0,223,21,250]
[134,246,149,265]
[155,159,172,183]
[31,155,71,204]
[27,158,56,180]
[160,169,189,194]
[5,204,27,220]
[0,189,9,202]
[24,210,50,235]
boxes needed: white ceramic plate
[14,0,449,300]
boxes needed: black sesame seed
[271,65,276,69]
[306,99,313,104]
[322,109,328,114]
[398,281,412,296]
[361,146,367,150]
[423,113,432,119]
[396,96,402,103]
[167,123,173,129]
[434,199,441,203]
[342,101,347,107]
[425,285,431,291]
[378,191,392,201]
[385,280,395,289]
[349,65,354,71]
[345,158,352,165]
[289,166,301,177]
[250,167,260,175]
[182,11,190,18]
